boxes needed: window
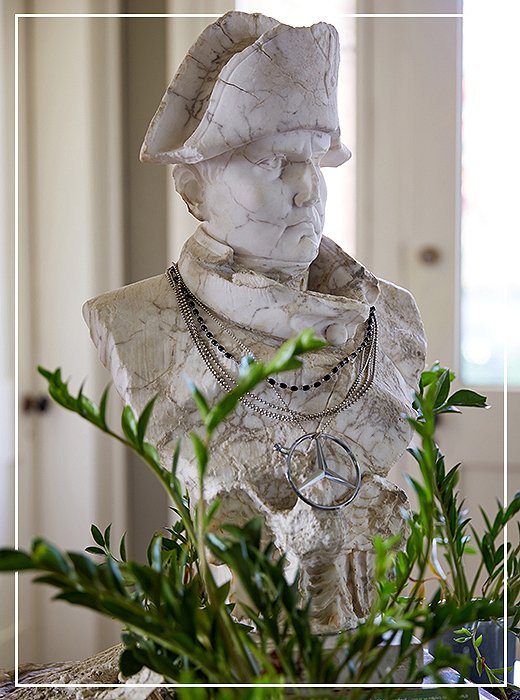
[460,0,520,385]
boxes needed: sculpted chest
[85,269,417,507]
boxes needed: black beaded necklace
[183,283,376,393]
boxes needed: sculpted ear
[173,165,207,221]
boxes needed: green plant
[453,624,511,686]
[405,364,519,694]
[1,342,518,699]
[408,364,519,610]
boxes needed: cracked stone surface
[84,11,427,634]
[0,645,163,698]
[140,11,349,166]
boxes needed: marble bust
[84,11,426,632]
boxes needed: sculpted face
[194,130,331,274]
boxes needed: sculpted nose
[292,161,320,208]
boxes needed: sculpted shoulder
[376,277,427,390]
[82,274,180,399]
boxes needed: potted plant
[1,333,518,698]
[408,365,519,686]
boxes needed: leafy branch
[1,349,518,695]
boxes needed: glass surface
[461,2,520,385]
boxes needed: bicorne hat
[140,11,351,167]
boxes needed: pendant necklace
[166,263,378,511]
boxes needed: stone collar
[177,227,380,346]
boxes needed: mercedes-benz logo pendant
[274,433,362,511]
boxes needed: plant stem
[195,445,259,682]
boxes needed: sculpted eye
[256,155,287,171]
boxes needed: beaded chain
[188,293,376,392]
[166,263,378,425]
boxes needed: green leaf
[104,524,112,551]
[171,438,181,475]
[189,382,210,421]
[419,370,438,390]
[205,393,240,433]
[405,475,432,508]
[269,329,326,372]
[190,432,208,483]
[121,405,138,444]
[137,397,157,446]
[475,634,483,648]
[169,439,183,494]
[399,626,413,655]
[119,648,144,678]
[47,383,71,410]
[142,442,161,467]
[238,353,255,375]
[55,591,101,611]
[265,337,300,372]
[91,524,105,547]
[106,558,125,594]
[206,532,227,553]
[204,330,326,435]
[447,389,489,408]
[85,546,106,556]
[127,562,158,597]
[98,385,110,430]
[32,539,70,575]
[102,600,159,632]
[37,366,53,381]
[479,507,493,534]
[407,445,425,465]
[148,534,163,573]
[204,497,222,527]
[214,580,231,606]
[406,418,432,439]
[433,370,451,409]
[0,549,35,571]
[69,552,97,581]
[435,405,462,415]
[119,533,127,562]
[78,393,100,423]
[505,493,520,522]
[34,574,68,588]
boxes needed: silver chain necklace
[166,263,378,510]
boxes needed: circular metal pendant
[274,433,362,511]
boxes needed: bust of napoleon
[84,11,426,632]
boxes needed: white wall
[15,2,126,664]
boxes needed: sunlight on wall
[461,1,520,385]
[234,0,357,256]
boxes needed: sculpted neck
[177,228,381,347]
[231,251,311,290]
[202,227,313,290]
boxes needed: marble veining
[84,11,426,633]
